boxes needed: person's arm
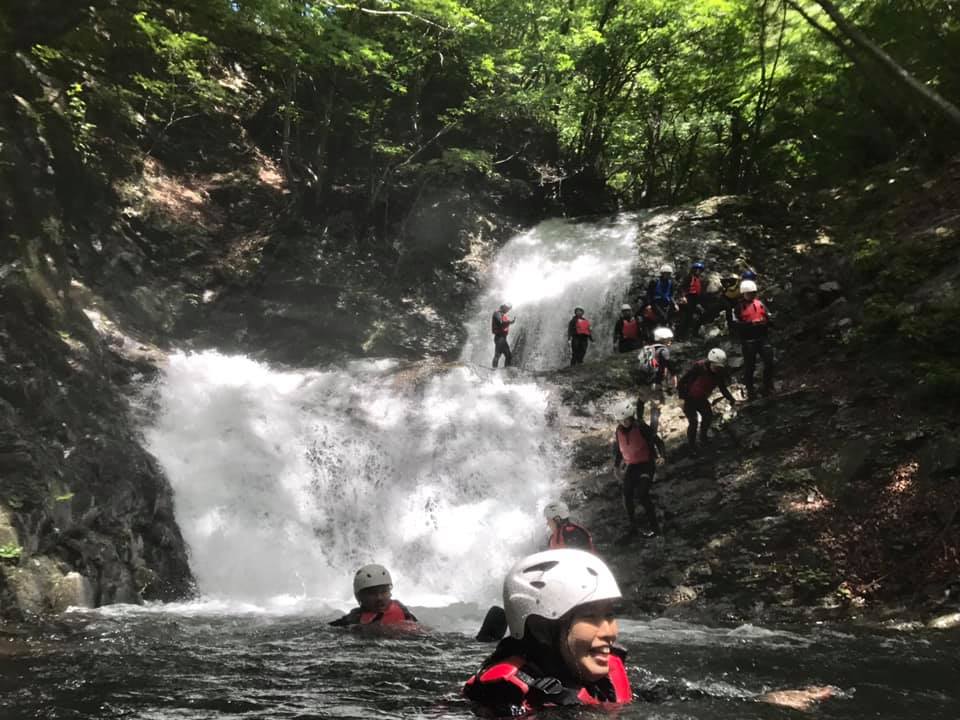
[717,373,737,404]
[329,608,362,627]
[612,433,623,466]
[568,317,576,339]
[614,319,622,343]
[395,601,418,622]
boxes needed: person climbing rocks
[465,549,837,715]
[613,402,664,540]
[492,303,513,369]
[733,279,774,399]
[463,549,632,714]
[635,326,677,438]
[567,306,592,366]
[677,348,736,449]
[613,304,642,353]
[543,500,595,552]
[676,261,706,339]
[645,264,676,327]
[719,272,741,332]
[329,563,418,627]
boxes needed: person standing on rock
[719,272,741,332]
[733,279,774,399]
[613,304,643,353]
[676,261,706,339]
[613,403,665,540]
[677,348,737,449]
[543,501,596,552]
[567,306,593,366]
[645,264,677,327]
[635,327,677,438]
[492,303,514,368]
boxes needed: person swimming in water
[464,549,835,714]
[329,563,418,627]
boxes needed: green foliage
[0,543,22,560]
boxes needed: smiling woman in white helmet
[464,549,631,713]
[328,563,418,628]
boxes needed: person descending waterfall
[491,303,514,369]
[645,264,676,327]
[544,501,595,553]
[613,304,642,353]
[613,403,664,540]
[329,564,418,627]
[567,306,593,366]
[733,279,775,400]
[635,327,677,438]
[677,261,706,339]
[677,348,737,450]
[464,549,632,714]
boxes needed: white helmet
[618,402,636,422]
[659,263,674,275]
[620,303,632,311]
[740,280,758,294]
[707,348,727,366]
[653,327,674,342]
[503,549,621,639]
[353,563,392,596]
[543,500,570,520]
[500,302,512,311]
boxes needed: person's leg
[503,338,512,367]
[649,396,662,438]
[683,399,699,447]
[636,464,660,534]
[760,339,774,394]
[742,340,758,398]
[492,338,501,368]
[699,399,714,443]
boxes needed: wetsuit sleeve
[717,373,736,403]
[567,317,576,338]
[614,319,622,342]
[612,432,623,465]
[492,312,501,334]
[329,608,362,627]
[655,347,670,384]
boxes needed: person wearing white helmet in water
[635,326,677,438]
[645,263,677,326]
[464,550,835,714]
[567,306,593,365]
[612,401,665,540]
[677,348,737,449]
[613,303,642,353]
[491,303,514,368]
[329,563,418,627]
[464,549,632,712]
[733,279,774,399]
[543,500,595,552]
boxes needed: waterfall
[143,215,644,610]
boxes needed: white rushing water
[143,215,645,612]
[461,215,641,371]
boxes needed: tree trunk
[803,0,960,129]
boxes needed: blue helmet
[741,270,757,280]
[691,261,705,271]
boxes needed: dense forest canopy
[2,0,958,226]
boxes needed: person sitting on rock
[329,563,418,627]
[635,326,677,438]
[677,348,737,449]
[567,306,592,366]
[543,500,595,552]
[676,261,706,339]
[613,304,642,353]
[613,403,665,540]
[465,549,837,715]
[645,264,676,327]
[491,303,513,368]
[733,279,774,400]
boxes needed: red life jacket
[549,522,596,553]
[739,298,768,324]
[492,312,511,336]
[464,654,632,710]
[574,318,591,335]
[621,318,640,340]
[359,600,410,625]
[688,276,702,295]
[686,362,718,400]
[617,425,652,465]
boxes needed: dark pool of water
[1,606,958,719]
